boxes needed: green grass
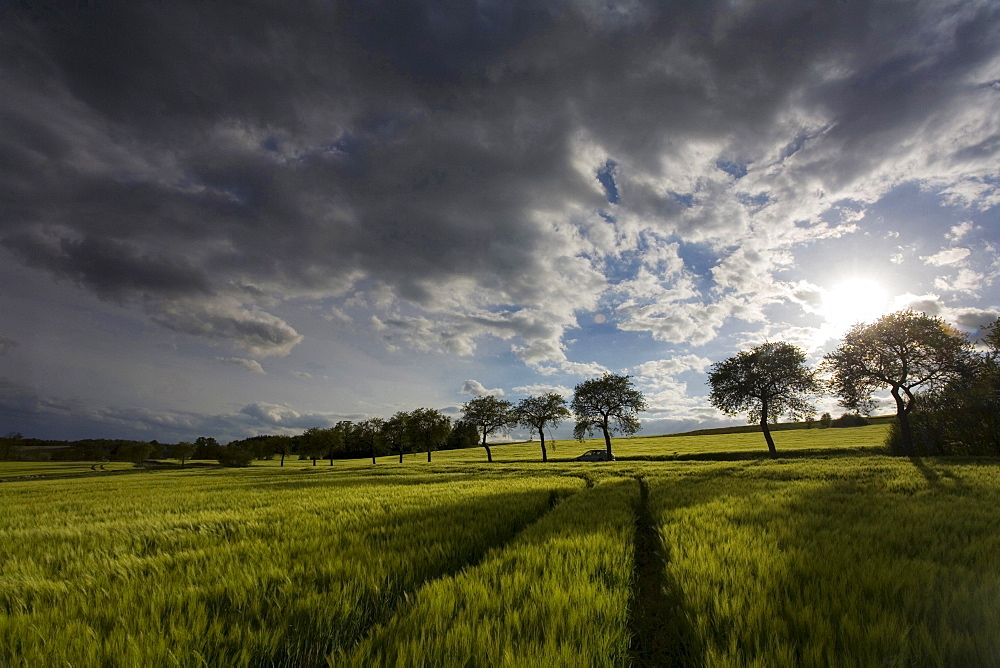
[347,477,637,667]
[646,457,1000,666]
[0,469,582,666]
[3,424,998,666]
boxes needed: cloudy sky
[2,0,998,443]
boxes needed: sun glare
[821,278,890,331]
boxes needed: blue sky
[1,0,998,442]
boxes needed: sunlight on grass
[3,425,997,666]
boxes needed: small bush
[216,445,254,467]
[832,413,870,428]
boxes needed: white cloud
[633,355,712,380]
[511,383,573,398]
[921,247,972,266]
[461,380,505,397]
[947,221,974,241]
[934,268,985,295]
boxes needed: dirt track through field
[339,485,575,660]
[630,477,703,667]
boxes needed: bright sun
[822,278,890,331]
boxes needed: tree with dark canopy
[357,417,385,465]
[461,395,513,463]
[173,441,196,468]
[406,407,451,462]
[514,393,570,462]
[708,341,820,458]
[571,373,646,460]
[382,412,411,463]
[823,311,973,457]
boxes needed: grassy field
[3,423,998,666]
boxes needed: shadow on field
[630,476,704,667]
[639,459,996,666]
[244,482,584,666]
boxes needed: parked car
[575,449,615,461]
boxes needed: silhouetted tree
[122,442,156,466]
[406,408,451,462]
[217,443,254,467]
[383,412,411,463]
[173,442,196,467]
[708,342,820,458]
[270,435,294,466]
[445,420,479,450]
[571,373,646,460]
[0,432,22,461]
[461,396,514,463]
[824,311,973,457]
[357,417,385,465]
[324,424,346,465]
[884,317,1000,455]
[514,393,570,462]
[300,427,334,466]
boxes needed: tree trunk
[280,452,285,467]
[482,431,493,463]
[602,422,613,459]
[312,458,317,466]
[398,449,403,464]
[760,416,777,458]
[539,427,547,463]
[329,455,334,466]
[371,447,376,465]
[427,449,432,462]
[892,387,915,457]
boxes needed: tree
[0,431,22,461]
[445,420,479,450]
[406,408,451,462]
[708,341,820,458]
[883,317,1000,456]
[216,443,254,467]
[382,412,411,464]
[461,396,513,463]
[571,373,646,460]
[357,417,385,465]
[270,435,293,467]
[514,393,570,462]
[823,310,974,457]
[324,425,345,465]
[173,442,196,468]
[300,427,336,466]
[122,441,156,466]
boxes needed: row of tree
[461,373,647,462]
[193,411,480,467]
[708,311,999,457]
[6,310,994,466]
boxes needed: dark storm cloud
[0,337,18,355]
[2,231,211,301]
[2,0,997,360]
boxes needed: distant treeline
[0,416,482,466]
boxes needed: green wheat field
[3,424,999,666]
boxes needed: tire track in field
[629,477,703,667]
[332,483,578,663]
